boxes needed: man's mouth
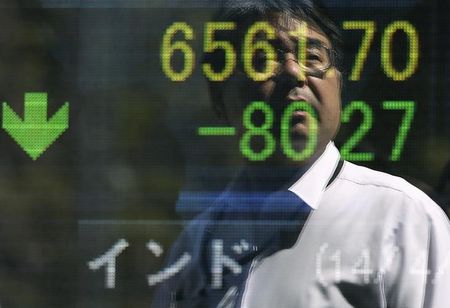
[284,91,319,138]
[290,110,309,138]
[292,110,307,124]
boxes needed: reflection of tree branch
[437,160,450,193]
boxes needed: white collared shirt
[241,142,450,307]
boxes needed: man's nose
[277,55,306,86]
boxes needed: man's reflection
[153,1,450,307]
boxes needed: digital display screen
[0,0,449,307]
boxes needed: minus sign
[197,127,236,136]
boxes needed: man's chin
[265,135,313,166]
[288,135,309,153]
[287,135,315,158]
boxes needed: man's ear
[337,69,344,93]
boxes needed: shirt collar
[288,142,341,210]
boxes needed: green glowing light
[240,101,275,161]
[281,101,317,161]
[340,101,374,161]
[382,101,415,161]
[2,92,69,160]
[197,127,236,136]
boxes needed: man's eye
[306,51,323,62]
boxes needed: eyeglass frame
[247,38,339,80]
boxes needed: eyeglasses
[253,41,338,79]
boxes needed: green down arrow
[2,92,69,160]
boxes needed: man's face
[222,13,342,165]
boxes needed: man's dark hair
[204,0,343,119]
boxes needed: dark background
[0,0,448,306]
